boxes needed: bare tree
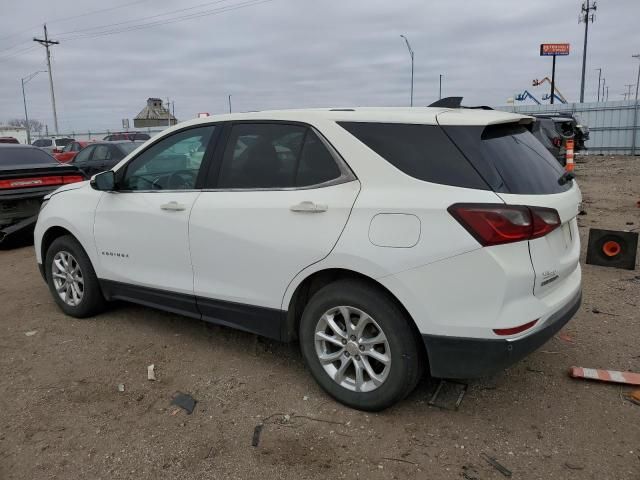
[7,118,44,133]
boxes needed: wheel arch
[40,226,77,279]
[282,268,423,348]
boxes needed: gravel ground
[1,154,639,480]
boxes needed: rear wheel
[299,279,423,411]
[45,235,106,318]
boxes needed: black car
[0,145,83,244]
[72,141,144,177]
[103,132,151,141]
[530,117,568,165]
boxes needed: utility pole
[578,1,596,103]
[631,54,640,155]
[166,97,171,127]
[228,95,232,113]
[625,84,635,100]
[439,74,443,99]
[595,68,602,102]
[21,71,47,145]
[400,35,414,107]
[602,77,606,102]
[33,24,60,135]
[605,85,609,101]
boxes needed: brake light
[52,148,62,154]
[448,204,561,246]
[0,175,84,190]
[552,137,562,148]
[493,319,538,336]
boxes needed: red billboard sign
[540,43,570,56]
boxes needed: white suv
[35,108,582,411]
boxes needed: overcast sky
[0,0,638,132]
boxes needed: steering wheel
[167,170,196,189]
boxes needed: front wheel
[299,279,423,411]
[45,235,106,318]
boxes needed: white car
[32,137,75,155]
[35,108,582,411]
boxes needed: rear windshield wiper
[557,171,575,186]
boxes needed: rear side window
[217,123,343,189]
[33,139,52,147]
[338,122,488,190]
[442,124,570,194]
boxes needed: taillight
[52,148,62,154]
[0,175,84,190]
[552,137,562,148]
[448,203,561,246]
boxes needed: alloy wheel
[314,305,391,393]
[51,251,84,307]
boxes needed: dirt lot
[1,154,639,480]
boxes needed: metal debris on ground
[564,462,584,470]
[481,453,512,477]
[117,384,125,392]
[428,380,468,410]
[24,330,37,336]
[251,424,263,447]
[147,364,156,381]
[569,367,640,386]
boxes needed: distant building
[0,125,28,144]
[133,98,177,128]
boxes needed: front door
[94,125,218,300]
[189,122,360,336]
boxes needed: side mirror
[91,170,116,191]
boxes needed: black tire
[299,279,424,411]
[45,235,106,318]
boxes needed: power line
[0,0,151,43]
[58,0,273,42]
[55,0,235,38]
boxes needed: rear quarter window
[441,123,570,195]
[337,122,489,190]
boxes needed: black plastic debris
[251,424,263,447]
[428,380,468,410]
[171,392,197,414]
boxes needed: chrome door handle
[160,201,186,211]
[290,201,328,213]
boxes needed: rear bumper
[422,289,582,379]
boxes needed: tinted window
[74,146,94,164]
[442,124,570,194]
[118,142,142,155]
[296,130,341,186]
[218,124,342,189]
[0,147,56,166]
[218,123,306,189]
[338,122,488,190]
[55,138,73,147]
[33,139,52,147]
[92,145,112,161]
[62,143,73,152]
[122,126,214,191]
[133,133,150,140]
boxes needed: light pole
[21,70,47,145]
[631,54,640,155]
[595,68,602,102]
[439,74,443,99]
[400,35,414,106]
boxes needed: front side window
[217,123,343,189]
[74,146,94,164]
[121,126,215,191]
[92,145,112,162]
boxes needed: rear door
[189,122,360,328]
[439,118,581,298]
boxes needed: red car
[54,141,91,163]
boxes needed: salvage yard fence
[32,127,166,142]
[497,99,640,155]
